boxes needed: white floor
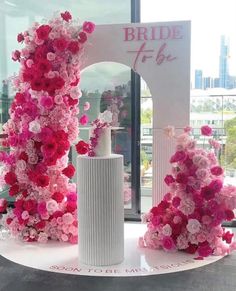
[0,223,222,277]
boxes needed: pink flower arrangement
[76,110,112,157]
[140,125,236,258]
[0,12,95,243]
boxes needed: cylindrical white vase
[77,154,124,266]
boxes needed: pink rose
[69,235,78,244]
[37,202,47,216]
[38,232,48,243]
[186,219,201,234]
[162,224,172,236]
[170,151,186,163]
[82,21,95,34]
[179,198,195,215]
[47,52,56,61]
[201,125,212,136]
[40,96,53,109]
[46,199,58,213]
[173,215,182,224]
[197,233,207,243]
[172,196,181,207]
[201,215,212,225]
[79,114,89,125]
[198,244,213,257]
[210,166,223,176]
[184,126,192,133]
[62,213,74,225]
[162,236,175,251]
[209,139,221,150]
[196,168,208,180]
[83,102,90,111]
[164,175,175,186]
[176,234,188,250]
[61,234,69,242]
[21,210,29,220]
[209,179,223,193]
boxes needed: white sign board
[81,21,191,205]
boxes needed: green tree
[141,109,152,124]
[224,117,236,169]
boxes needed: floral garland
[0,11,95,243]
[76,110,112,157]
[140,125,236,258]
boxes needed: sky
[141,0,236,80]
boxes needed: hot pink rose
[82,21,95,34]
[164,175,175,186]
[201,125,212,136]
[209,179,223,193]
[210,166,223,176]
[170,151,186,163]
[162,236,175,251]
[79,114,89,125]
[40,96,53,109]
[198,244,213,257]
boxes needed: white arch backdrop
[79,21,191,205]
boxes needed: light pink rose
[47,52,56,61]
[46,199,58,213]
[173,215,182,224]
[176,233,188,249]
[38,232,48,243]
[61,234,69,242]
[196,168,209,180]
[21,210,29,220]
[162,224,172,236]
[186,219,201,234]
[179,198,195,215]
[62,213,74,225]
[83,102,90,111]
[197,233,207,243]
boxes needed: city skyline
[194,35,236,90]
[141,0,236,80]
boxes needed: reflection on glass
[80,62,132,209]
[190,94,236,186]
[0,0,131,199]
[140,78,153,213]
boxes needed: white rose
[29,120,41,133]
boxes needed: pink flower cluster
[87,119,110,157]
[0,12,95,243]
[140,125,236,257]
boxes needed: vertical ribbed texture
[77,154,124,266]
[152,129,182,206]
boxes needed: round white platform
[0,223,223,277]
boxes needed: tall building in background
[219,36,230,88]
[203,77,214,90]
[195,70,203,89]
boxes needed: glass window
[0,1,132,200]
[141,0,236,213]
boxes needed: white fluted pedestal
[77,154,124,266]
